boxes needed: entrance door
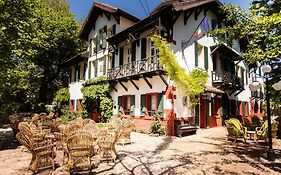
[90,101,100,122]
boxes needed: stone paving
[0,127,281,175]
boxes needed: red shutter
[146,94,151,116]
[69,100,73,112]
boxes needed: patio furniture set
[225,118,279,143]
[14,113,135,174]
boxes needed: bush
[150,113,166,136]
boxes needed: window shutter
[89,39,92,56]
[84,63,87,80]
[195,41,198,67]
[130,95,135,116]
[204,46,208,71]
[140,94,146,116]
[157,93,164,117]
[111,53,115,68]
[118,96,122,115]
[69,68,72,83]
[141,38,147,59]
[94,61,98,77]
[241,68,245,85]
[96,32,100,52]
[119,47,124,65]
[88,62,91,79]
[112,24,116,35]
[103,57,106,75]
[211,19,218,30]
[74,66,77,82]
[242,101,245,116]
[131,42,136,62]
[245,69,248,85]
[102,26,107,49]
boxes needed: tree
[0,0,85,116]
[212,0,280,105]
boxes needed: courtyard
[1,127,280,175]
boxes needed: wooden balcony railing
[107,56,164,80]
[211,70,244,88]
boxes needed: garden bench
[175,120,197,137]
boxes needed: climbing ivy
[151,35,208,110]
[81,76,113,122]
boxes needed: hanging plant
[151,35,208,111]
[81,76,113,122]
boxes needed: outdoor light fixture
[272,81,281,91]
[249,81,262,92]
[250,64,276,161]
[261,65,272,74]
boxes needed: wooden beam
[159,74,168,87]
[113,14,120,24]
[184,10,193,25]
[142,75,152,89]
[130,79,139,90]
[104,11,111,21]
[172,12,181,25]
[119,81,128,91]
[195,8,203,20]
[113,86,118,92]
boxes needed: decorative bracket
[119,81,128,91]
[142,75,152,89]
[130,79,139,90]
[184,10,193,25]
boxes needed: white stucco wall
[111,76,171,117]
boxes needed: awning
[211,44,243,61]
[204,85,225,94]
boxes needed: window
[70,100,75,111]
[83,62,87,80]
[141,38,147,59]
[140,93,164,117]
[97,26,107,52]
[117,95,135,116]
[108,24,116,37]
[119,47,124,66]
[195,42,208,70]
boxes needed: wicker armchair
[97,128,123,162]
[118,122,136,145]
[9,114,24,137]
[16,131,56,172]
[67,130,93,173]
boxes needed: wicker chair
[9,114,24,137]
[118,122,136,145]
[16,131,56,172]
[97,128,123,162]
[67,130,93,173]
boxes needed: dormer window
[97,26,107,52]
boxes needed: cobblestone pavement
[0,127,281,175]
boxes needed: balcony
[108,56,165,81]
[211,70,244,94]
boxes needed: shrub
[150,113,166,136]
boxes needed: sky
[69,0,252,21]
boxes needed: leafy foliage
[151,35,208,109]
[150,112,166,136]
[55,87,70,114]
[0,0,85,117]
[81,76,113,122]
[211,0,281,107]
[211,1,280,63]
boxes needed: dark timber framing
[130,79,139,90]
[184,10,193,25]
[119,81,128,91]
[143,75,152,89]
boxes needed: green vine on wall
[151,35,208,110]
[81,76,113,122]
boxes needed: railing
[108,56,164,80]
[212,70,244,87]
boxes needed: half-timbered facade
[66,0,264,135]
